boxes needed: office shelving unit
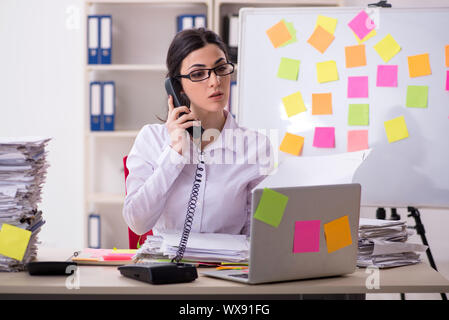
[83,0,340,248]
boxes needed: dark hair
[157,28,229,122]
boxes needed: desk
[0,248,448,299]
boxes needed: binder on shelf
[87,15,100,64]
[88,213,101,249]
[194,15,206,28]
[223,14,239,63]
[102,81,115,131]
[90,82,102,131]
[99,15,112,64]
[177,14,207,32]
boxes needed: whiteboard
[237,7,449,208]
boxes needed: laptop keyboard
[229,273,249,279]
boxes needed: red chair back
[123,156,152,249]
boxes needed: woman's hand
[165,95,197,155]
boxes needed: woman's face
[179,44,231,114]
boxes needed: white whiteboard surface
[238,7,449,208]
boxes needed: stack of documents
[134,230,249,263]
[0,137,50,272]
[357,218,427,268]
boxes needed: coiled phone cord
[171,151,205,263]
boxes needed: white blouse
[122,110,274,236]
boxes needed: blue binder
[99,15,112,64]
[177,14,207,32]
[87,15,100,64]
[90,81,102,131]
[88,214,101,249]
[102,81,115,131]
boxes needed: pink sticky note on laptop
[313,127,335,148]
[348,10,375,41]
[348,76,369,98]
[293,220,321,253]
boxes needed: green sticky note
[348,104,369,126]
[406,85,428,108]
[0,224,32,261]
[254,188,289,228]
[277,57,300,81]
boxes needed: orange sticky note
[446,45,449,67]
[279,133,304,156]
[345,44,366,68]
[408,53,432,78]
[324,215,352,253]
[312,93,332,115]
[266,20,292,48]
[307,25,335,54]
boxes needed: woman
[122,28,273,239]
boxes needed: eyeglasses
[176,62,235,82]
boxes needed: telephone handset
[164,77,204,140]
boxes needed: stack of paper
[0,137,50,272]
[134,230,249,263]
[357,218,427,268]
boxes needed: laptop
[202,184,361,284]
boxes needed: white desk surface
[0,247,448,297]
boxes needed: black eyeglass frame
[175,62,235,82]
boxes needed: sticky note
[312,92,332,115]
[445,44,449,68]
[348,76,369,98]
[278,21,297,47]
[0,224,32,261]
[374,34,401,63]
[316,15,337,34]
[307,25,335,54]
[348,10,375,41]
[356,29,376,44]
[282,91,306,117]
[279,132,304,156]
[293,220,321,253]
[406,85,428,108]
[347,130,369,152]
[316,61,339,83]
[266,20,292,48]
[446,70,449,91]
[277,57,300,81]
[324,216,352,253]
[408,53,432,78]
[377,65,398,87]
[254,188,289,228]
[313,127,335,148]
[345,44,366,68]
[348,104,369,126]
[384,115,409,143]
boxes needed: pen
[216,266,248,270]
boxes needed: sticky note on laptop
[293,220,321,253]
[324,215,352,253]
[254,188,289,228]
[0,223,32,261]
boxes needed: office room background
[0,0,448,298]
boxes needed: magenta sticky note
[377,65,398,87]
[293,220,321,253]
[348,76,369,98]
[446,70,449,91]
[313,127,335,148]
[348,10,375,41]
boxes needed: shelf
[86,64,166,72]
[88,193,125,204]
[87,0,210,4]
[87,130,139,138]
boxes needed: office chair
[123,156,153,249]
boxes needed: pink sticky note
[293,220,321,253]
[313,127,335,148]
[348,76,369,98]
[446,70,449,91]
[377,65,398,87]
[347,130,369,152]
[348,10,375,41]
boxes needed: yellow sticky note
[384,115,409,143]
[353,29,376,44]
[324,216,352,253]
[0,224,32,261]
[373,34,401,63]
[408,53,432,78]
[282,91,306,117]
[316,60,339,83]
[279,133,304,156]
[315,15,337,34]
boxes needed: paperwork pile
[357,218,427,268]
[0,137,50,272]
[134,230,249,263]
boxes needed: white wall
[0,0,84,249]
